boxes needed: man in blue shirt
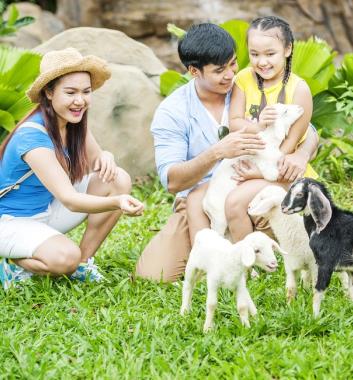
[135,23,318,282]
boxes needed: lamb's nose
[271,260,278,268]
[281,206,289,213]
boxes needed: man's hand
[278,150,310,183]
[214,128,265,160]
[231,159,263,182]
[94,150,118,183]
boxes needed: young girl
[227,16,317,242]
[0,48,144,290]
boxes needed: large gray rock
[34,27,166,178]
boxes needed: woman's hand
[258,106,278,129]
[94,150,118,183]
[231,159,263,182]
[117,194,144,216]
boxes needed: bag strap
[0,122,48,199]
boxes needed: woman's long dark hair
[0,76,89,183]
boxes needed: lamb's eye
[254,249,260,254]
[296,192,304,197]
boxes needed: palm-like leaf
[329,54,353,97]
[292,37,336,96]
[0,45,40,140]
[220,19,249,70]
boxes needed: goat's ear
[271,239,288,255]
[308,184,332,234]
[240,244,256,268]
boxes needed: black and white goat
[281,178,353,317]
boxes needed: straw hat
[27,47,111,103]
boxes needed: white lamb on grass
[248,185,318,302]
[203,103,304,236]
[180,229,287,332]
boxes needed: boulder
[34,27,166,178]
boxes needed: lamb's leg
[337,271,351,299]
[180,265,198,315]
[345,272,353,301]
[284,263,297,302]
[236,275,253,327]
[300,269,311,290]
[210,216,228,237]
[313,266,334,318]
[203,280,218,332]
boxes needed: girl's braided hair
[248,16,294,119]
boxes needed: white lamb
[203,103,304,236]
[247,185,318,302]
[180,229,286,332]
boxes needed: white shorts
[0,175,92,259]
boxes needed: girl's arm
[229,84,277,133]
[23,148,144,215]
[280,80,313,154]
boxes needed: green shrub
[0,45,41,142]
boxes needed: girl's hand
[231,159,263,182]
[94,151,118,183]
[258,106,278,129]
[117,195,144,216]
[278,151,309,183]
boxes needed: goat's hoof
[240,319,250,328]
[203,323,214,333]
[286,289,297,303]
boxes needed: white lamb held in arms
[180,229,287,332]
[203,103,304,236]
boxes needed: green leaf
[220,19,250,70]
[292,37,336,95]
[7,4,19,26]
[160,70,192,97]
[167,23,186,39]
[7,95,36,121]
[13,16,35,29]
[160,70,183,97]
[330,137,353,156]
[0,109,15,132]
[0,88,22,109]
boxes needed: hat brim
[27,55,111,103]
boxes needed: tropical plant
[0,3,34,37]
[0,44,41,142]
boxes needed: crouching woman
[0,48,144,289]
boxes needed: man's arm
[167,131,265,194]
[152,106,265,195]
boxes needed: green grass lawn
[1,177,353,379]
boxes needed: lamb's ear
[271,239,288,255]
[308,184,332,234]
[240,244,256,268]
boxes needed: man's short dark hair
[178,23,236,70]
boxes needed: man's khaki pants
[135,198,274,282]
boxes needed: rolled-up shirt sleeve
[151,107,188,190]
